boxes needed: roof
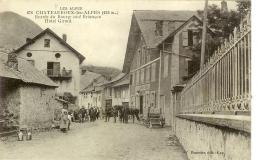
[134,10,196,48]
[80,72,108,93]
[14,28,85,63]
[122,10,197,73]
[158,15,215,46]
[0,53,58,87]
[103,73,129,88]
[112,78,129,87]
[103,73,127,86]
[80,71,102,90]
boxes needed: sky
[0,0,237,69]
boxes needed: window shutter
[182,31,188,46]
[53,62,60,76]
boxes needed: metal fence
[179,13,251,114]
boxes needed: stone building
[14,28,85,105]
[122,10,213,126]
[102,73,130,111]
[0,52,60,130]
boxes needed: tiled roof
[14,28,85,63]
[0,53,58,87]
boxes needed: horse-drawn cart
[143,112,165,128]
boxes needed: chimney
[26,38,32,43]
[7,51,18,70]
[221,0,228,14]
[62,34,67,42]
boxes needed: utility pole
[200,0,208,68]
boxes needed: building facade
[14,28,85,105]
[103,73,130,111]
[80,74,108,109]
[123,11,212,126]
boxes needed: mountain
[80,71,102,90]
[0,11,43,49]
[81,65,121,79]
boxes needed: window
[44,39,50,47]
[130,74,133,85]
[182,31,188,46]
[47,62,60,76]
[155,21,163,36]
[146,52,150,63]
[163,54,169,78]
[141,46,145,65]
[136,70,140,84]
[27,52,32,57]
[188,30,193,46]
[141,68,145,84]
[27,60,35,66]
[146,66,150,82]
[109,88,112,97]
[55,53,61,58]
[182,30,194,47]
[115,90,121,98]
[151,62,156,82]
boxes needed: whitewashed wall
[17,33,81,102]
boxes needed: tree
[197,4,240,38]
[195,1,250,60]
[237,0,251,19]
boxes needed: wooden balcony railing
[47,69,72,79]
[179,13,251,114]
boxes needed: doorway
[139,96,143,114]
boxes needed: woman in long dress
[60,109,68,133]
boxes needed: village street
[0,120,188,160]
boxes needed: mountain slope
[0,11,43,49]
[81,65,121,79]
[80,71,102,90]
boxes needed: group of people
[73,107,100,123]
[58,106,139,132]
[58,107,101,133]
[105,106,140,124]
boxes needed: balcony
[47,69,72,79]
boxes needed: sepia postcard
[0,0,252,160]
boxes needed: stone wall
[19,85,60,129]
[0,79,21,123]
[175,117,250,160]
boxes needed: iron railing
[179,13,251,114]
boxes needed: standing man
[113,107,118,123]
[124,106,129,123]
